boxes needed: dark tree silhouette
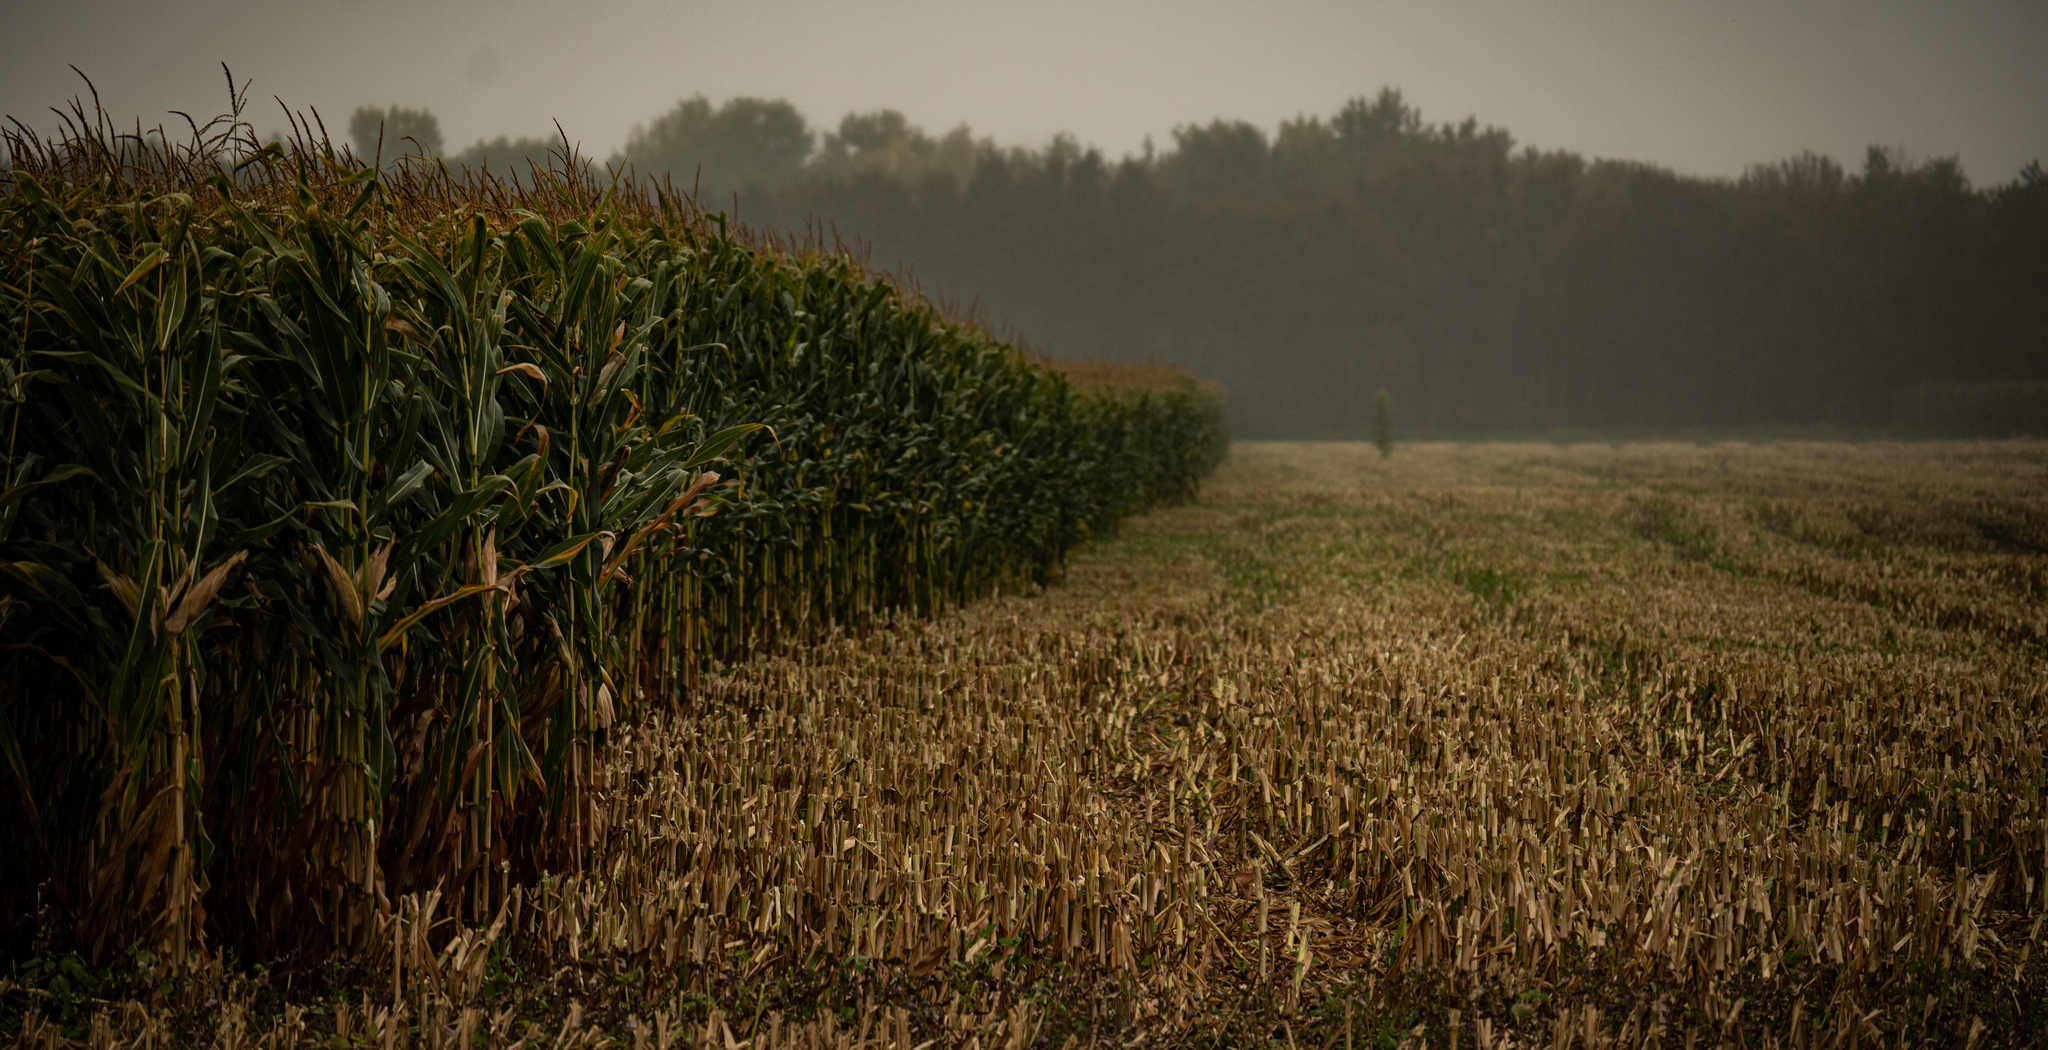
[352,92,2048,438]
[619,95,812,199]
[347,105,443,163]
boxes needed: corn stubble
[11,440,2041,1047]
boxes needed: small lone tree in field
[1373,387,1396,458]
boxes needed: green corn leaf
[228,499,359,547]
[176,320,226,467]
[0,560,95,631]
[113,247,169,295]
[397,476,511,568]
[683,423,770,471]
[216,454,293,494]
[375,582,498,652]
[527,532,604,570]
[0,463,94,513]
[369,461,437,525]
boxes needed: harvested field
[9,440,2047,1047]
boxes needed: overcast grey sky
[5,0,2045,184]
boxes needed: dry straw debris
[9,439,2043,1047]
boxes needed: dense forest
[353,92,2048,438]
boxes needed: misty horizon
[5,0,2045,186]
[14,74,2042,204]
[347,91,2043,193]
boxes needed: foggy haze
[4,0,2045,185]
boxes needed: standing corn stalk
[0,95,1227,965]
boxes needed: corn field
[5,90,2045,1048]
[0,96,1228,974]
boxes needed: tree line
[350,93,2048,438]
